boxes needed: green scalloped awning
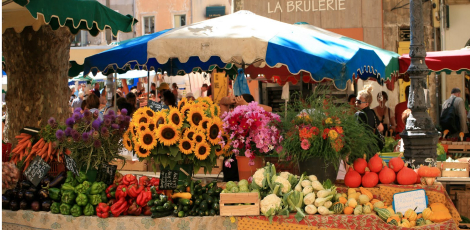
[6,0,137,36]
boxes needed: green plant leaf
[169,145,179,157]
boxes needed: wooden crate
[111,159,148,171]
[219,192,260,216]
[437,162,469,177]
[197,157,223,175]
[456,191,470,218]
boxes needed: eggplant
[24,191,36,202]
[31,201,41,211]
[20,181,32,190]
[27,186,38,193]
[40,176,52,188]
[19,200,28,210]
[48,172,66,188]
[10,188,18,198]
[17,189,25,200]
[4,189,14,198]
[38,189,49,200]
[9,200,19,211]
[41,199,52,211]
[2,196,10,209]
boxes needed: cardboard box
[437,162,469,177]
[112,159,148,171]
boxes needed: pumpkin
[353,154,368,174]
[354,205,363,215]
[416,218,426,226]
[429,203,448,212]
[374,207,392,221]
[396,212,403,217]
[400,219,411,228]
[368,154,383,173]
[348,188,357,195]
[363,204,372,214]
[397,164,418,185]
[344,206,354,215]
[404,209,417,221]
[338,196,347,205]
[425,220,433,225]
[348,192,360,201]
[429,210,452,223]
[332,202,344,214]
[361,171,379,188]
[416,213,422,219]
[387,215,400,223]
[386,207,395,215]
[359,187,373,200]
[388,155,404,172]
[348,198,358,208]
[410,220,416,227]
[379,162,396,184]
[345,167,362,188]
[370,199,381,205]
[418,166,441,177]
[422,208,433,220]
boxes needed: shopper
[71,92,85,113]
[162,90,177,108]
[99,86,107,109]
[373,91,396,136]
[126,92,138,111]
[355,85,384,153]
[172,83,179,98]
[86,93,103,120]
[92,83,101,98]
[201,83,208,97]
[440,88,468,136]
[394,86,410,135]
[186,92,196,101]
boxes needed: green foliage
[381,137,399,152]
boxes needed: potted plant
[123,97,224,179]
[53,108,131,180]
[278,93,378,182]
[219,101,283,180]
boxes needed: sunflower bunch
[123,97,226,174]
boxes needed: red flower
[310,127,319,136]
[322,128,330,139]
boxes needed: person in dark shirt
[93,83,101,98]
[355,85,384,155]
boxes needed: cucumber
[177,204,183,212]
[148,199,156,207]
[178,211,185,217]
[207,189,215,196]
[207,196,213,204]
[212,203,220,211]
[150,206,157,213]
[154,200,163,206]
[195,199,201,206]
[199,200,208,211]
[173,209,179,217]
[183,206,189,212]
[151,193,159,199]
[159,194,168,203]
[155,206,166,212]
[178,199,191,206]
[163,202,172,211]
[209,209,216,216]
[198,209,204,216]
[204,210,210,216]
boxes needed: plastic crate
[2,142,12,162]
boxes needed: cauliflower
[294,184,302,192]
[305,204,318,215]
[303,193,316,205]
[311,180,325,191]
[302,186,313,194]
[308,175,318,182]
[279,172,291,180]
[253,168,265,187]
[274,175,291,193]
[260,194,282,215]
[300,180,312,188]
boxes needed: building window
[143,16,155,34]
[174,15,186,28]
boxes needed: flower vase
[298,158,338,183]
[236,156,264,180]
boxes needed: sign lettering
[158,170,179,190]
[393,189,428,214]
[148,100,164,112]
[23,156,51,187]
[97,163,117,185]
[268,0,346,13]
[64,154,80,177]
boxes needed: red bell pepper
[127,201,142,216]
[139,176,150,187]
[110,197,128,217]
[122,174,137,186]
[149,177,160,187]
[127,184,144,198]
[137,188,152,207]
[115,185,128,199]
[114,172,123,185]
[96,203,110,218]
[142,206,152,216]
[107,199,116,206]
[106,184,117,199]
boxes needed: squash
[363,204,372,214]
[396,212,403,217]
[422,208,433,220]
[348,188,357,195]
[429,210,452,223]
[374,207,392,221]
[389,155,404,172]
[370,199,381,205]
[353,154,368,174]
[429,203,448,212]
[345,167,362,188]
[397,164,418,185]
[373,201,384,208]
[404,209,417,221]
[387,215,400,223]
[338,196,347,205]
[416,218,426,226]
[347,198,358,208]
[365,202,373,210]
[387,219,399,226]
[416,213,422,219]
[332,202,344,214]
[171,192,192,199]
[354,205,363,215]
[379,162,396,184]
[348,192,360,201]
[344,206,354,215]
[418,165,441,177]
[359,187,373,200]
[425,220,433,225]
[386,207,395,215]
[358,194,370,204]
[410,220,416,227]
[368,154,384,173]
[400,219,411,228]
[342,193,348,198]
[361,171,379,188]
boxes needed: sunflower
[134,112,152,125]
[207,119,223,145]
[139,129,157,151]
[156,123,180,146]
[137,123,148,133]
[134,107,147,116]
[214,145,224,156]
[129,122,139,137]
[134,143,151,158]
[180,104,193,119]
[211,105,220,117]
[142,107,156,119]
[184,127,198,141]
[123,130,133,151]
[154,112,166,129]
[179,138,194,155]
[194,142,211,160]
[188,107,205,127]
[168,107,184,129]
[178,97,188,111]
[221,133,231,151]
[200,117,212,131]
[193,132,206,144]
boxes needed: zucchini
[207,196,213,204]
[150,206,157,213]
[198,209,204,216]
[212,203,220,211]
[207,189,215,196]
[163,202,172,211]
[209,209,216,216]
[159,194,168,203]
[148,199,156,207]
[199,200,208,211]
[151,193,159,199]
[183,206,189,212]
[151,210,173,218]
[178,211,185,217]
[204,210,210,216]
[216,187,223,195]
[155,206,166,212]
[178,199,191,206]
[177,204,183,212]
[195,199,201,206]
[154,199,163,206]
[183,181,190,187]
[173,209,179,217]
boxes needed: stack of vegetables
[222,179,256,195]
[49,171,107,217]
[2,162,20,190]
[2,172,66,212]
[375,202,452,227]
[345,154,441,187]
[146,188,175,218]
[178,180,221,217]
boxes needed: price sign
[158,170,179,190]
[64,154,79,177]
[97,163,117,186]
[23,156,51,187]
[393,189,428,214]
[148,100,163,112]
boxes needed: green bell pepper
[100,191,108,203]
[75,171,88,183]
[60,203,72,215]
[88,194,102,206]
[65,171,74,183]
[70,204,82,217]
[71,178,79,187]
[83,203,95,216]
[75,181,91,194]
[51,202,61,214]
[61,183,75,193]
[90,182,106,195]
[75,193,88,206]
[61,190,77,204]
[49,188,61,201]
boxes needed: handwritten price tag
[64,154,79,177]
[23,156,51,187]
[393,189,428,214]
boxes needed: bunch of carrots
[10,133,70,171]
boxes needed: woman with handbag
[355,85,385,155]
[373,91,397,137]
